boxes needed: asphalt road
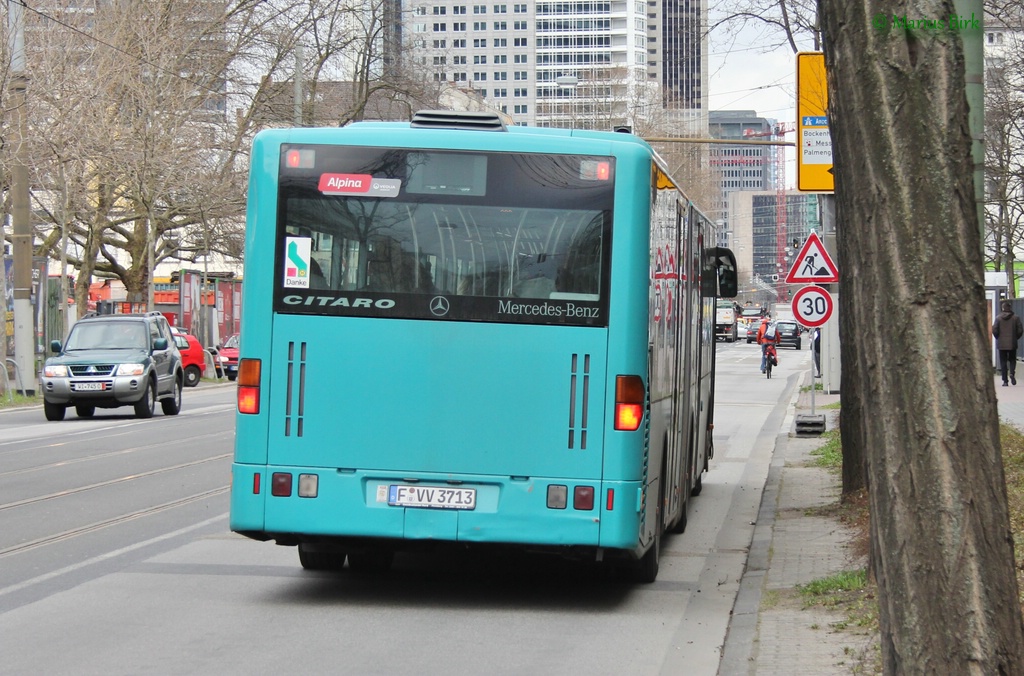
[0,344,806,676]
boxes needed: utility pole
[294,43,303,126]
[8,0,36,395]
[1,232,7,383]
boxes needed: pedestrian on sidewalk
[992,300,1024,386]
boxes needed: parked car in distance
[219,333,240,381]
[41,312,183,421]
[171,328,208,387]
[775,320,802,350]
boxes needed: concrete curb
[718,372,803,674]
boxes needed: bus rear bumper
[230,463,644,552]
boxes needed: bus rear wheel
[632,478,663,583]
[298,544,348,571]
[348,549,395,573]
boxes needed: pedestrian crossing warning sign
[785,232,838,284]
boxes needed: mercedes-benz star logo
[429,296,450,317]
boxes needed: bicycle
[765,345,778,379]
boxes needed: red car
[171,329,208,387]
[219,334,240,381]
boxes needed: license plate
[73,382,106,392]
[388,485,476,510]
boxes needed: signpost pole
[810,343,816,415]
[791,285,833,436]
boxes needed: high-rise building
[409,0,705,129]
[708,111,781,243]
[650,0,706,113]
[727,191,821,305]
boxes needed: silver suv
[41,312,184,421]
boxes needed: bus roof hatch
[410,110,508,132]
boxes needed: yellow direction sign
[796,52,834,192]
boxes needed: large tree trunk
[818,1,1024,672]
[74,217,103,319]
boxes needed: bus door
[666,199,692,519]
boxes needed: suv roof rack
[410,110,508,132]
[80,311,164,320]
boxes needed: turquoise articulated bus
[229,110,737,582]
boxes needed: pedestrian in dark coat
[992,300,1024,386]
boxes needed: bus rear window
[273,147,613,327]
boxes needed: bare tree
[985,62,1024,290]
[12,0,258,312]
[711,0,822,54]
[818,0,1024,672]
[983,1,1024,292]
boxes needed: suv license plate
[388,485,476,510]
[73,382,105,392]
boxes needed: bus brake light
[237,358,261,414]
[580,159,611,181]
[238,387,260,415]
[286,149,315,168]
[614,375,645,431]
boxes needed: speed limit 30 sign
[791,285,834,327]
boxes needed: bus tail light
[237,358,261,414]
[574,486,595,510]
[271,472,292,497]
[614,375,645,431]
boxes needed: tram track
[0,430,232,478]
[0,485,229,559]
[0,454,231,512]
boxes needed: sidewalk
[720,372,873,674]
[722,370,1024,674]
[994,370,1024,428]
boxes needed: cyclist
[757,316,781,373]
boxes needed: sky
[707,20,817,189]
